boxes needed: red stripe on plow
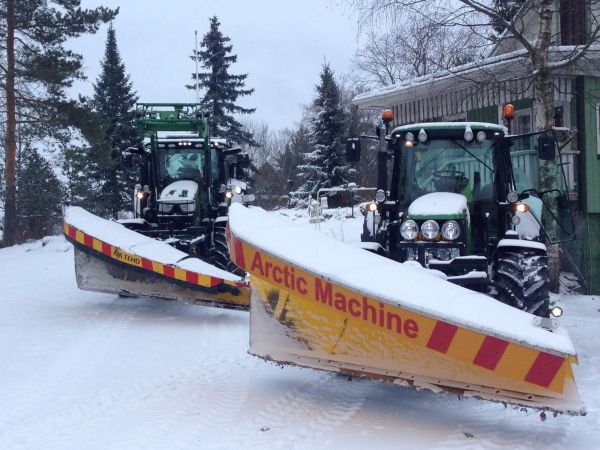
[473,336,509,371]
[525,352,565,388]
[233,236,246,270]
[427,321,458,354]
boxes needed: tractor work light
[234,186,243,194]
[476,131,486,143]
[225,191,233,199]
[421,220,440,240]
[405,132,415,143]
[418,129,428,143]
[507,190,519,203]
[400,220,419,240]
[375,189,386,203]
[551,305,564,317]
[464,126,474,142]
[515,203,529,213]
[441,220,461,240]
[367,202,378,212]
[135,191,144,200]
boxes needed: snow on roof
[229,204,575,356]
[392,122,507,134]
[353,45,600,109]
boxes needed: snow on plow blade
[64,206,250,310]
[227,205,584,415]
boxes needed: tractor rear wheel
[212,220,246,277]
[492,248,550,316]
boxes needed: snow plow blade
[64,206,250,310]
[227,205,584,415]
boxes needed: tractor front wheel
[492,248,550,316]
[211,220,246,277]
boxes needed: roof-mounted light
[382,109,394,123]
[464,126,474,142]
[503,104,515,121]
[418,128,428,143]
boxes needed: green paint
[582,77,600,214]
[467,105,498,124]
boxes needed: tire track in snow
[0,365,212,449]
[0,297,140,435]
[214,372,368,450]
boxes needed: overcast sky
[70,0,360,131]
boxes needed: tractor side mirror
[346,138,361,162]
[538,134,556,160]
[237,153,251,168]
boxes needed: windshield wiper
[451,140,493,173]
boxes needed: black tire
[211,220,246,277]
[492,248,549,316]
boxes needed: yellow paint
[241,238,572,397]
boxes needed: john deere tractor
[119,103,253,275]
[346,108,574,316]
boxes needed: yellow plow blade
[227,205,584,415]
[64,206,250,310]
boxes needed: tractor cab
[118,103,251,271]
[347,109,575,316]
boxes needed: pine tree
[492,0,526,35]
[1,0,117,245]
[190,16,256,145]
[298,64,353,193]
[17,148,64,240]
[91,24,140,217]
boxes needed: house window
[560,0,586,45]
[513,108,532,150]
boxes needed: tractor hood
[158,180,198,203]
[408,192,468,219]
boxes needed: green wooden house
[353,0,600,293]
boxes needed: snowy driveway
[0,236,599,449]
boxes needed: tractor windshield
[158,148,205,186]
[397,138,495,206]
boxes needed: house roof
[352,46,600,110]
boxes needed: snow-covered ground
[1,208,599,449]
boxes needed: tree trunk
[3,0,18,246]
[532,0,560,293]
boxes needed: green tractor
[119,103,252,276]
[346,108,575,317]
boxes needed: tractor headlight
[367,202,378,212]
[441,220,461,240]
[225,191,233,199]
[135,191,144,200]
[421,220,440,240]
[158,203,173,213]
[180,202,195,213]
[375,189,386,203]
[507,190,519,203]
[400,220,418,240]
[234,186,243,194]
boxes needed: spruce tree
[91,24,140,217]
[298,64,353,193]
[1,0,117,245]
[190,16,256,145]
[492,0,526,35]
[17,148,64,240]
